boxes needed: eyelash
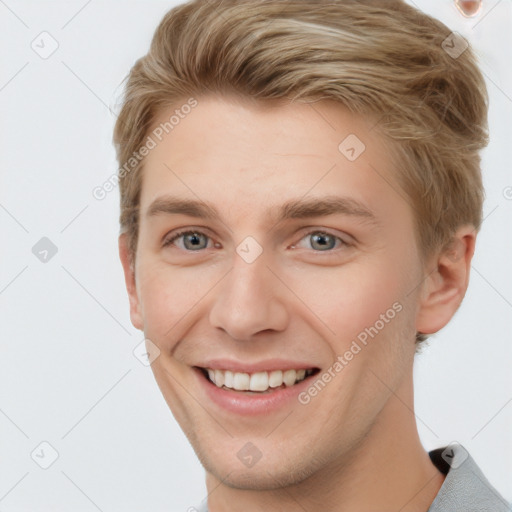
[162,228,351,253]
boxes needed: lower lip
[194,367,316,416]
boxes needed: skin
[119,94,476,511]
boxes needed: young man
[114,1,510,510]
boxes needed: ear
[415,226,476,336]
[118,233,143,331]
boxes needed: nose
[208,248,289,341]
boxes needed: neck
[204,366,445,512]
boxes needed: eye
[292,230,350,252]
[162,229,214,251]
[162,228,350,253]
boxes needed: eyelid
[162,227,215,248]
[291,228,352,251]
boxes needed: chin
[199,448,323,491]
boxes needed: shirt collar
[427,443,510,511]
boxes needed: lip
[193,366,319,416]
[197,358,318,373]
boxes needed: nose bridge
[208,242,288,339]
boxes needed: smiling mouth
[196,366,320,394]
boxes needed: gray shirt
[195,444,511,511]
[427,444,510,511]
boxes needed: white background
[1,0,510,510]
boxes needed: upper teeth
[206,368,313,392]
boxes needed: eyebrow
[146,194,378,226]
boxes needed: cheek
[287,257,411,344]
[136,261,212,342]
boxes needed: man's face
[122,95,427,488]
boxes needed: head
[114,0,488,491]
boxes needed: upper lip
[195,358,319,373]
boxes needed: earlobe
[415,227,476,336]
[118,233,144,331]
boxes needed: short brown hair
[113,0,489,347]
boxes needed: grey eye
[163,228,217,251]
[182,232,209,250]
[309,232,337,251]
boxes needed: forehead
[139,94,407,227]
